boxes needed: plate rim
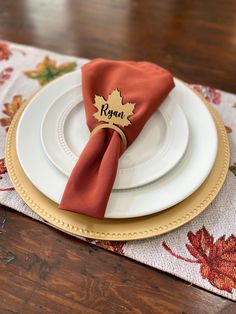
[5,82,230,240]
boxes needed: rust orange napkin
[60,59,174,218]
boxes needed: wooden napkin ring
[91,123,127,151]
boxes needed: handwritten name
[100,103,125,120]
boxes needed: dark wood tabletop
[0,1,236,313]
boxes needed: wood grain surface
[0,0,236,313]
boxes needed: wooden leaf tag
[93,89,135,127]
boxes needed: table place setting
[0,41,235,301]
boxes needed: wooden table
[0,1,235,313]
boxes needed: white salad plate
[16,71,218,219]
[40,84,189,189]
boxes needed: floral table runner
[0,41,235,301]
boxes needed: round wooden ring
[90,123,127,151]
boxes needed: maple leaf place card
[93,89,135,127]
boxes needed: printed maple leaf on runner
[229,163,236,176]
[0,158,14,191]
[25,56,77,86]
[0,42,12,60]
[94,89,135,127]
[163,227,236,293]
[0,158,7,179]
[0,95,24,131]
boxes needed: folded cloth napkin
[59,59,175,218]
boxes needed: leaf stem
[162,241,199,263]
[12,48,26,56]
[0,187,15,191]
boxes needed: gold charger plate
[5,87,230,241]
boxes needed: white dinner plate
[40,84,189,189]
[16,71,218,218]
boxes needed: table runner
[0,41,235,301]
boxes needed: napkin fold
[59,59,175,218]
